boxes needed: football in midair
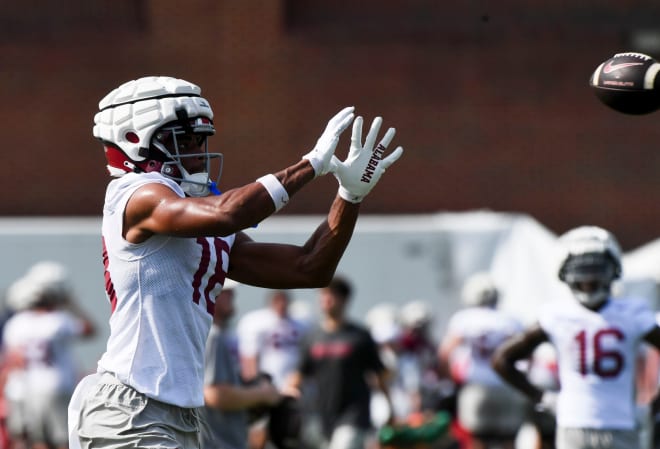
[589,52,660,115]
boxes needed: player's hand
[330,116,403,203]
[257,381,282,407]
[302,106,355,177]
[279,384,302,399]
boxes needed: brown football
[589,52,660,115]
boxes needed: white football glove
[330,116,404,203]
[302,106,355,177]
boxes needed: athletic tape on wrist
[256,174,289,211]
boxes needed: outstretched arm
[437,333,462,379]
[491,323,548,403]
[227,196,359,289]
[204,378,281,411]
[227,115,404,289]
[123,107,355,243]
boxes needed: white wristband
[302,154,323,177]
[256,174,289,211]
[337,186,363,204]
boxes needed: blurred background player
[396,300,442,421]
[519,342,560,449]
[0,276,33,449]
[201,280,282,449]
[285,276,393,449]
[236,289,308,448]
[2,262,95,449]
[237,289,308,390]
[364,301,455,449]
[438,272,528,449]
[364,303,402,425]
[492,226,660,449]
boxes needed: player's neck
[322,315,344,332]
[584,299,610,312]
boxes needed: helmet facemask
[557,226,623,310]
[560,252,617,309]
[150,112,223,197]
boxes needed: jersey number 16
[574,328,624,378]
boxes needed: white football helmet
[557,226,622,308]
[93,76,222,197]
[5,261,72,311]
[399,300,433,329]
[5,276,41,311]
[461,272,499,308]
[25,261,72,303]
[365,303,401,344]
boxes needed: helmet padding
[94,76,214,164]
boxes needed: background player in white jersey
[236,290,307,449]
[237,290,308,390]
[70,76,403,449]
[492,226,660,449]
[2,261,95,449]
[438,272,528,449]
[200,280,281,449]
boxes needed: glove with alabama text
[302,106,355,177]
[330,116,404,203]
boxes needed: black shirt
[298,321,385,437]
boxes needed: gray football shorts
[5,398,27,438]
[457,383,531,437]
[75,373,201,449]
[556,427,640,449]
[25,390,71,446]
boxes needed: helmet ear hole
[125,132,140,144]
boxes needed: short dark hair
[327,276,352,301]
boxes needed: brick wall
[2,0,659,249]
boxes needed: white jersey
[539,297,656,429]
[236,308,306,388]
[98,172,235,408]
[446,306,523,386]
[3,309,85,396]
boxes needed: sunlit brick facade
[2,1,659,248]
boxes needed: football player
[438,272,528,449]
[68,76,403,449]
[236,290,308,449]
[200,280,282,449]
[492,226,660,449]
[236,290,307,390]
[3,262,95,449]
